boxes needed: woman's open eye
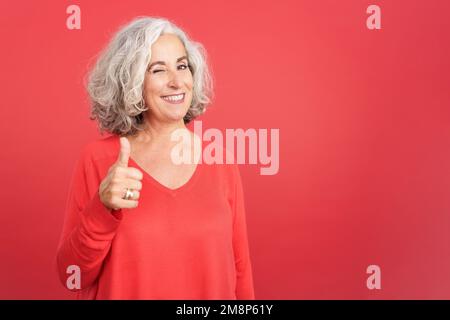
[178,64,188,70]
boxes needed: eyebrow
[148,56,188,69]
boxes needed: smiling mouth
[161,93,185,104]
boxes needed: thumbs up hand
[99,137,144,211]
[116,136,131,167]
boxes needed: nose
[167,69,183,88]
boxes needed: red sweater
[56,135,255,299]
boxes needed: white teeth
[162,94,184,102]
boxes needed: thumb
[117,137,131,167]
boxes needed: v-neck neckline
[128,157,202,197]
[118,136,203,197]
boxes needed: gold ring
[123,188,134,200]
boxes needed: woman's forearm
[56,189,122,291]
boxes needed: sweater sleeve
[56,146,123,292]
[231,164,256,300]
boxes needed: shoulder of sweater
[79,135,119,164]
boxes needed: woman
[56,16,255,300]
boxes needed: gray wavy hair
[84,16,214,136]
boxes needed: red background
[1,0,449,299]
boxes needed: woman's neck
[130,118,189,149]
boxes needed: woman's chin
[149,105,190,123]
[163,111,188,123]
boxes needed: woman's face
[143,33,194,124]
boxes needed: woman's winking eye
[151,64,189,74]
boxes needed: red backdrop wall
[1,0,449,299]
